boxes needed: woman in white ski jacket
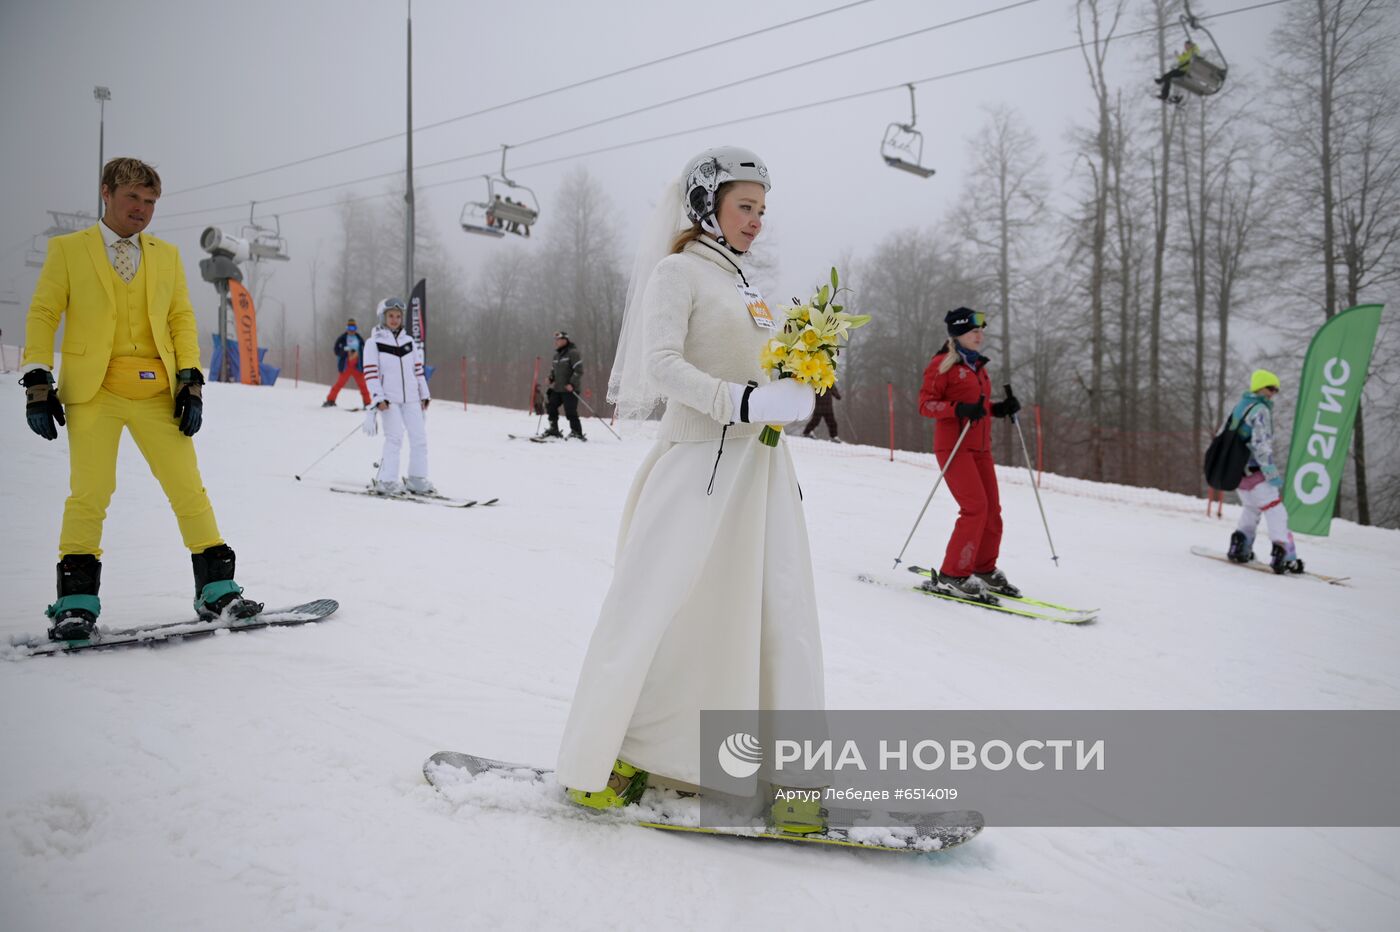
[556,147,826,833]
[362,297,433,495]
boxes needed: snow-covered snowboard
[423,751,982,854]
[7,599,339,658]
[1189,546,1351,586]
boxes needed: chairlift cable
[161,1,877,198]
[149,0,1289,237]
[155,0,1039,222]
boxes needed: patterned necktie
[113,238,135,283]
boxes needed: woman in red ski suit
[917,307,1021,599]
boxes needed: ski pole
[571,390,622,440]
[294,423,361,481]
[1005,383,1059,566]
[892,416,974,569]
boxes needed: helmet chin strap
[701,214,747,255]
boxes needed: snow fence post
[460,356,468,410]
[887,382,895,462]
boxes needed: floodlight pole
[94,86,111,218]
[404,0,416,303]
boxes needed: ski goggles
[346,324,357,332]
[381,298,407,312]
[945,308,987,336]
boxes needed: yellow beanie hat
[1250,369,1281,393]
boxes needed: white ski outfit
[556,234,825,793]
[364,326,431,487]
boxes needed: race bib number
[737,283,776,330]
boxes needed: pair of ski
[7,599,339,658]
[423,751,982,855]
[507,433,580,444]
[330,487,499,509]
[859,566,1098,624]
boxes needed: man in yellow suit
[20,157,261,641]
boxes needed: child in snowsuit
[1226,369,1303,574]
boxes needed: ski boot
[772,791,827,835]
[975,568,1022,598]
[1270,543,1304,576]
[371,478,403,496]
[924,572,993,602]
[1227,531,1254,564]
[568,430,588,442]
[321,399,337,408]
[192,544,264,621]
[539,425,564,439]
[566,759,648,810]
[46,554,101,641]
[404,476,437,495]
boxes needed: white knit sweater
[643,235,771,443]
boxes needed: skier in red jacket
[917,307,1022,600]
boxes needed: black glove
[21,368,65,440]
[992,390,1021,419]
[954,397,986,421]
[174,368,204,437]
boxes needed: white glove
[361,408,378,437]
[728,379,816,425]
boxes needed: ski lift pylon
[459,145,540,239]
[881,84,936,179]
[1173,1,1228,97]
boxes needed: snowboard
[7,599,339,658]
[423,751,983,854]
[1189,546,1351,586]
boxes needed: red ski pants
[936,447,1002,577]
[327,363,371,405]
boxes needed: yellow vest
[102,258,170,399]
[109,254,159,359]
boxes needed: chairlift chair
[459,184,507,239]
[241,205,290,261]
[458,146,541,239]
[24,236,47,268]
[1173,2,1228,97]
[881,84,936,179]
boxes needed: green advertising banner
[1284,303,1384,536]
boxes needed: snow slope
[3,378,1398,931]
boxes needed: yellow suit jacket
[23,224,202,405]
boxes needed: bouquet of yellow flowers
[757,267,871,446]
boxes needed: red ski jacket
[918,350,993,454]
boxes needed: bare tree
[1074,0,1128,480]
[954,104,1049,460]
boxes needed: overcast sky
[0,0,1290,348]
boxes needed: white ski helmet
[375,296,407,328]
[682,146,770,244]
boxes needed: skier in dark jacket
[801,384,841,441]
[543,330,586,440]
[324,318,371,408]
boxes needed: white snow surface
[2,379,1398,931]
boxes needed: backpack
[1202,403,1259,491]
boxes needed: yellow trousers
[59,386,222,558]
